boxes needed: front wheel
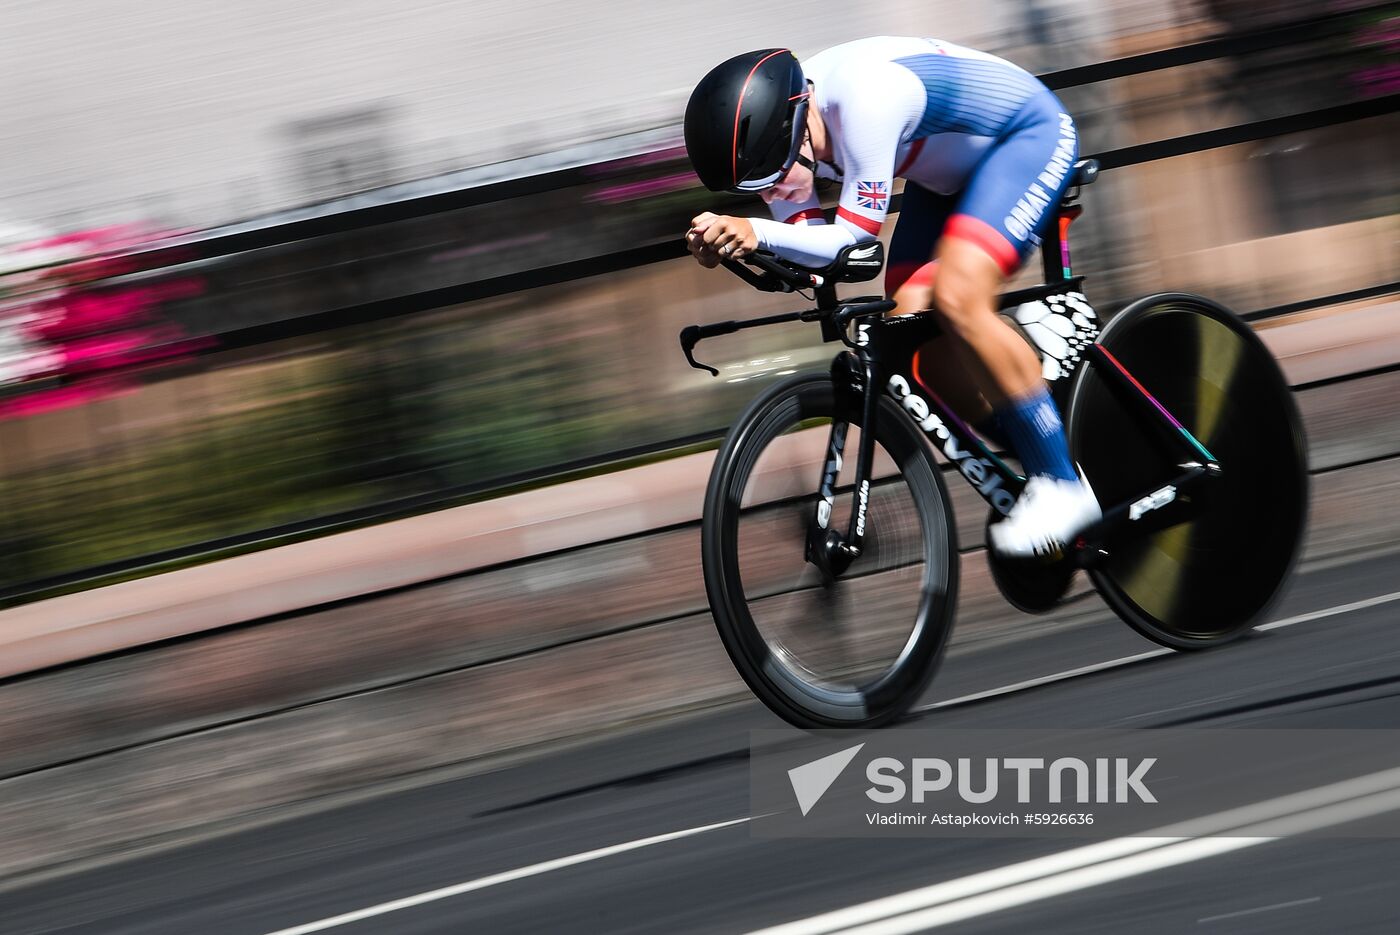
[701,371,958,729]
[1064,294,1308,648]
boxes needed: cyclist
[682,38,1100,557]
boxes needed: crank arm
[1078,463,1221,555]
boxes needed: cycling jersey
[749,36,1079,286]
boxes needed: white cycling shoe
[989,470,1102,558]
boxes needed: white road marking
[1256,590,1400,630]
[831,837,1269,935]
[750,767,1400,935]
[747,836,1187,935]
[921,589,1400,711]
[1197,896,1321,923]
[917,651,1171,710]
[261,816,751,935]
[262,589,1400,935]
[838,789,1400,935]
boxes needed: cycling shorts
[886,89,1079,296]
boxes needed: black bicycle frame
[803,310,1018,572]
[682,181,1222,564]
[816,310,1221,566]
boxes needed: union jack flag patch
[855,180,888,210]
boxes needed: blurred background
[0,0,1394,600]
[0,3,1397,931]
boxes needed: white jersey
[749,36,1048,267]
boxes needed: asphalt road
[5,547,1400,935]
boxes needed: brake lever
[679,325,717,376]
[680,322,739,377]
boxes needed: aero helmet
[684,49,810,193]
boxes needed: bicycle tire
[1064,293,1308,648]
[701,372,958,729]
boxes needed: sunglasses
[729,96,812,194]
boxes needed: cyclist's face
[760,140,815,205]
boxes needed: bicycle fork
[808,352,881,580]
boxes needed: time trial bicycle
[678,158,1308,729]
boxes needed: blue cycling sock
[994,388,1077,482]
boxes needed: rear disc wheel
[1065,294,1308,647]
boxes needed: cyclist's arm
[750,60,923,266]
[749,194,846,268]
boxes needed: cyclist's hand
[688,213,757,268]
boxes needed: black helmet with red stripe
[684,49,809,194]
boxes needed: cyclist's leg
[935,94,1099,553]
[885,181,952,305]
[934,92,1080,481]
[885,183,998,433]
